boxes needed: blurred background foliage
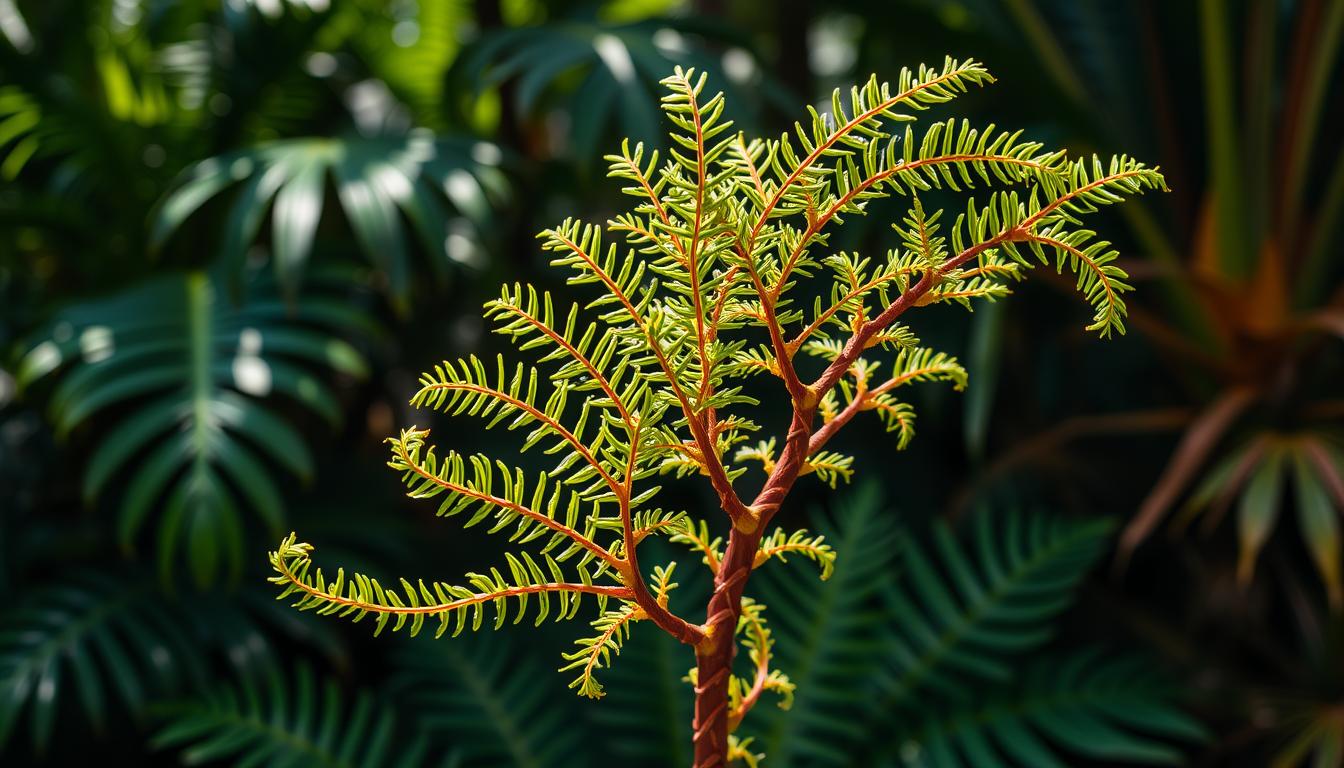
[0,0,1341,765]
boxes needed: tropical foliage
[3,1,1336,766]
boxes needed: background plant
[2,1,1335,766]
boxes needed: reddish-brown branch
[772,153,1056,297]
[692,167,1144,766]
[621,414,706,646]
[691,233,1015,768]
[741,250,809,407]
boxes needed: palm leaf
[15,265,373,586]
[152,134,509,302]
[455,15,769,163]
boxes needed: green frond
[396,635,583,768]
[268,535,617,639]
[882,348,968,392]
[865,394,918,450]
[152,665,433,768]
[754,529,836,580]
[613,508,688,542]
[760,58,996,218]
[560,601,644,699]
[540,218,654,323]
[0,577,200,752]
[987,154,1167,337]
[670,518,726,572]
[17,266,371,586]
[726,346,781,378]
[800,450,854,487]
[875,510,1114,711]
[731,600,795,712]
[876,652,1204,766]
[1023,227,1133,337]
[729,735,766,768]
[409,355,626,497]
[485,283,645,425]
[385,427,614,568]
[734,438,778,474]
[897,197,948,269]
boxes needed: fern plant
[268,58,1165,766]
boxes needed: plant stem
[692,524,764,767]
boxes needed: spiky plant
[267,58,1165,766]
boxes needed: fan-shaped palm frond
[152,133,509,302]
[455,14,770,162]
[873,651,1205,766]
[747,483,900,766]
[15,266,373,585]
[875,510,1114,712]
[152,664,435,768]
[0,575,202,752]
[394,634,584,768]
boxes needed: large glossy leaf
[455,15,774,163]
[16,265,373,585]
[152,134,509,302]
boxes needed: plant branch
[388,439,618,566]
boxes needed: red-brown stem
[693,410,810,767]
[693,520,767,767]
[690,237,1007,766]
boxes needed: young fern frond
[562,601,645,699]
[753,529,836,580]
[562,562,683,700]
[799,450,854,487]
[386,428,617,569]
[409,357,625,498]
[728,600,794,721]
[268,535,626,639]
[671,519,726,573]
[881,348,969,393]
